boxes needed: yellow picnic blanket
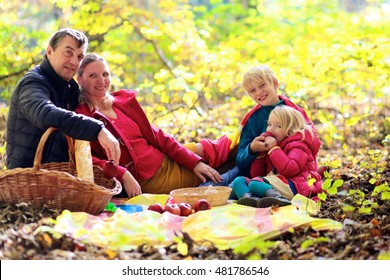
[37,194,341,250]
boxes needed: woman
[76,54,222,198]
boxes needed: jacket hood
[280,129,321,157]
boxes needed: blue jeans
[199,166,242,199]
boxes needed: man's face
[46,35,87,81]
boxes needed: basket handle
[32,127,75,173]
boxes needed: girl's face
[266,113,286,143]
[246,78,280,106]
[77,60,111,99]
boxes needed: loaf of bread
[74,140,94,183]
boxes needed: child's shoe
[237,193,261,207]
[256,188,291,208]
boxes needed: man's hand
[97,127,121,164]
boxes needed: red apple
[194,199,211,212]
[148,203,164,214]
[164,203,181,216]
[317,165,329,179]
[103,160,118,179]
[178,202,192,216]
[165,197,176,205]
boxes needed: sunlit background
[0,0,389,151]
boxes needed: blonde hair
[270,105,313,140]
[242,65,277,93]
[77,53,114,111]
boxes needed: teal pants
[232,176,272,199]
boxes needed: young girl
[232,105,322,208]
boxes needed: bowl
[169,186,232,208]
[116,204,144,214]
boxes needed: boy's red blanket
[200,95,314,168]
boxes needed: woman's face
[77,60,111,99]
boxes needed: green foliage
[0,0,388,147]
[0,0,388,257]
[0,107,7,169]
[317,159,344,202]
[349,189,366,204]
[372,182,390,201]
[341,189,379,214]
[318,178,344,202]
[300,236,330,250]
[0,1,59,100]
[232,236,276,260]
[377,251,390,260]
[340,148,388,217]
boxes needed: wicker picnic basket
[170,186,232,208]
[0,127,122,215]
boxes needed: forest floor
[0,143,389,260]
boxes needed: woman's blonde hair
[77,53,114,111]
[270,105,313,140]
[242,65,277,93]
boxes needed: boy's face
[246,78,280,106]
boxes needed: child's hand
[264,136,277,148]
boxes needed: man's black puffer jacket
[6,56,104,169]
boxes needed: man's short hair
[48,28,88,50]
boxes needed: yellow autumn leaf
[308,177,316,187]
[177,242,188,256]
[105,249,118,260]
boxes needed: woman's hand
[122,170,142,198]
[193,161,222,184]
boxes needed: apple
[194,199,211,212]
[317,165,328,179]
[165,197,176,205]
[164,203,181,216]
[178,202,192,216]
[147,203,164,214]
[103,160,118,179]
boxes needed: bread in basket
[170,186,232,208]
[0,127,122,215]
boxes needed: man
[6,28,120,169]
